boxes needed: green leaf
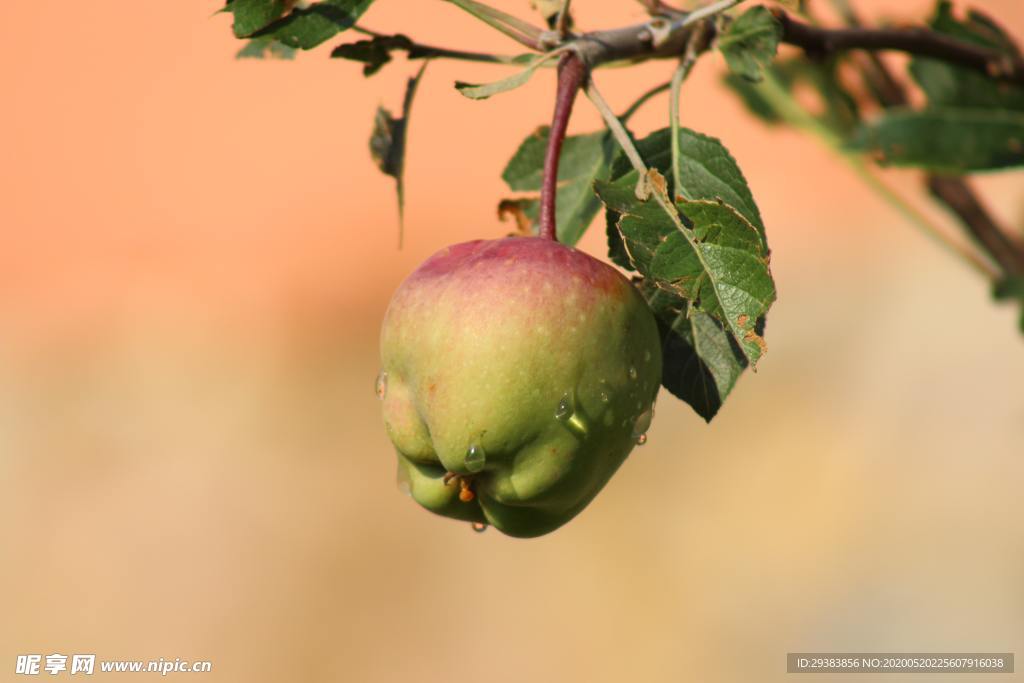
[640,282,750,422]
[236,36,297,59]
[595,178,776,366]
[251,0,375,50]
[370,63,428,245]
[227,0,288,38]
[455,51,558,100]
[993,276,1024,333]
[500,128,619,245]
[910,1,1024,111]
[718,6,782,83]
[723,72,784,124]
[609,127,766,241]
[331,34,414,76]
[723,57,861,134]
[852,107,1024,172]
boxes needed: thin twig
[539,52,587,241]
[621,81,671,123]
[774,9,1024,86]
[822,1,1024,276]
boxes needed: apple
[378,236,661,537]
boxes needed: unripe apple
[378,236,661,537]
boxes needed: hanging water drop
[465,443,486,473]
[555,392,574,420]
[471,522,488,533]
[632,404,654,442]
[375,371,389,400]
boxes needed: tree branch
[927,176,1024,275]
[539,52,587,241]
[773,9,1024,87]
[811,5,1024,276]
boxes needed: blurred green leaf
[723,72,784,124]
[331,34,414,76]
[724,57,861,134]
[993,276,1024,333]
[251,0,375,50]
[227,0,288,38]
[500,128,619,245]
[718,6,782,83]
[236,36,297,59]
[852,108,1024,172]
[910,0,1024,111]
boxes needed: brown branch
[773,9,1024,87]
[811,7,1024,276]
[927,176,1024,275]
[539,52,586,241]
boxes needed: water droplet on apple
[644,350,652,363]
[471,522,488,533]
[555,391,587,438]
[635,433,648,446]
[628,366,638,380]
[555,392,574,420]
[599,391,609,403]
[632,404,654,441]
[375,371,388,400]
[465,444,486,473]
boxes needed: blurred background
[2,1,1023,681]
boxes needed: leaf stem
[539,52,587,241]
[584,80,648,177]
[443,0,544,51]
[669,25,705,199]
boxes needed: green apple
[378,236,661,538]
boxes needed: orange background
[1,1,1023,681]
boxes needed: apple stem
[538,51,586,242]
